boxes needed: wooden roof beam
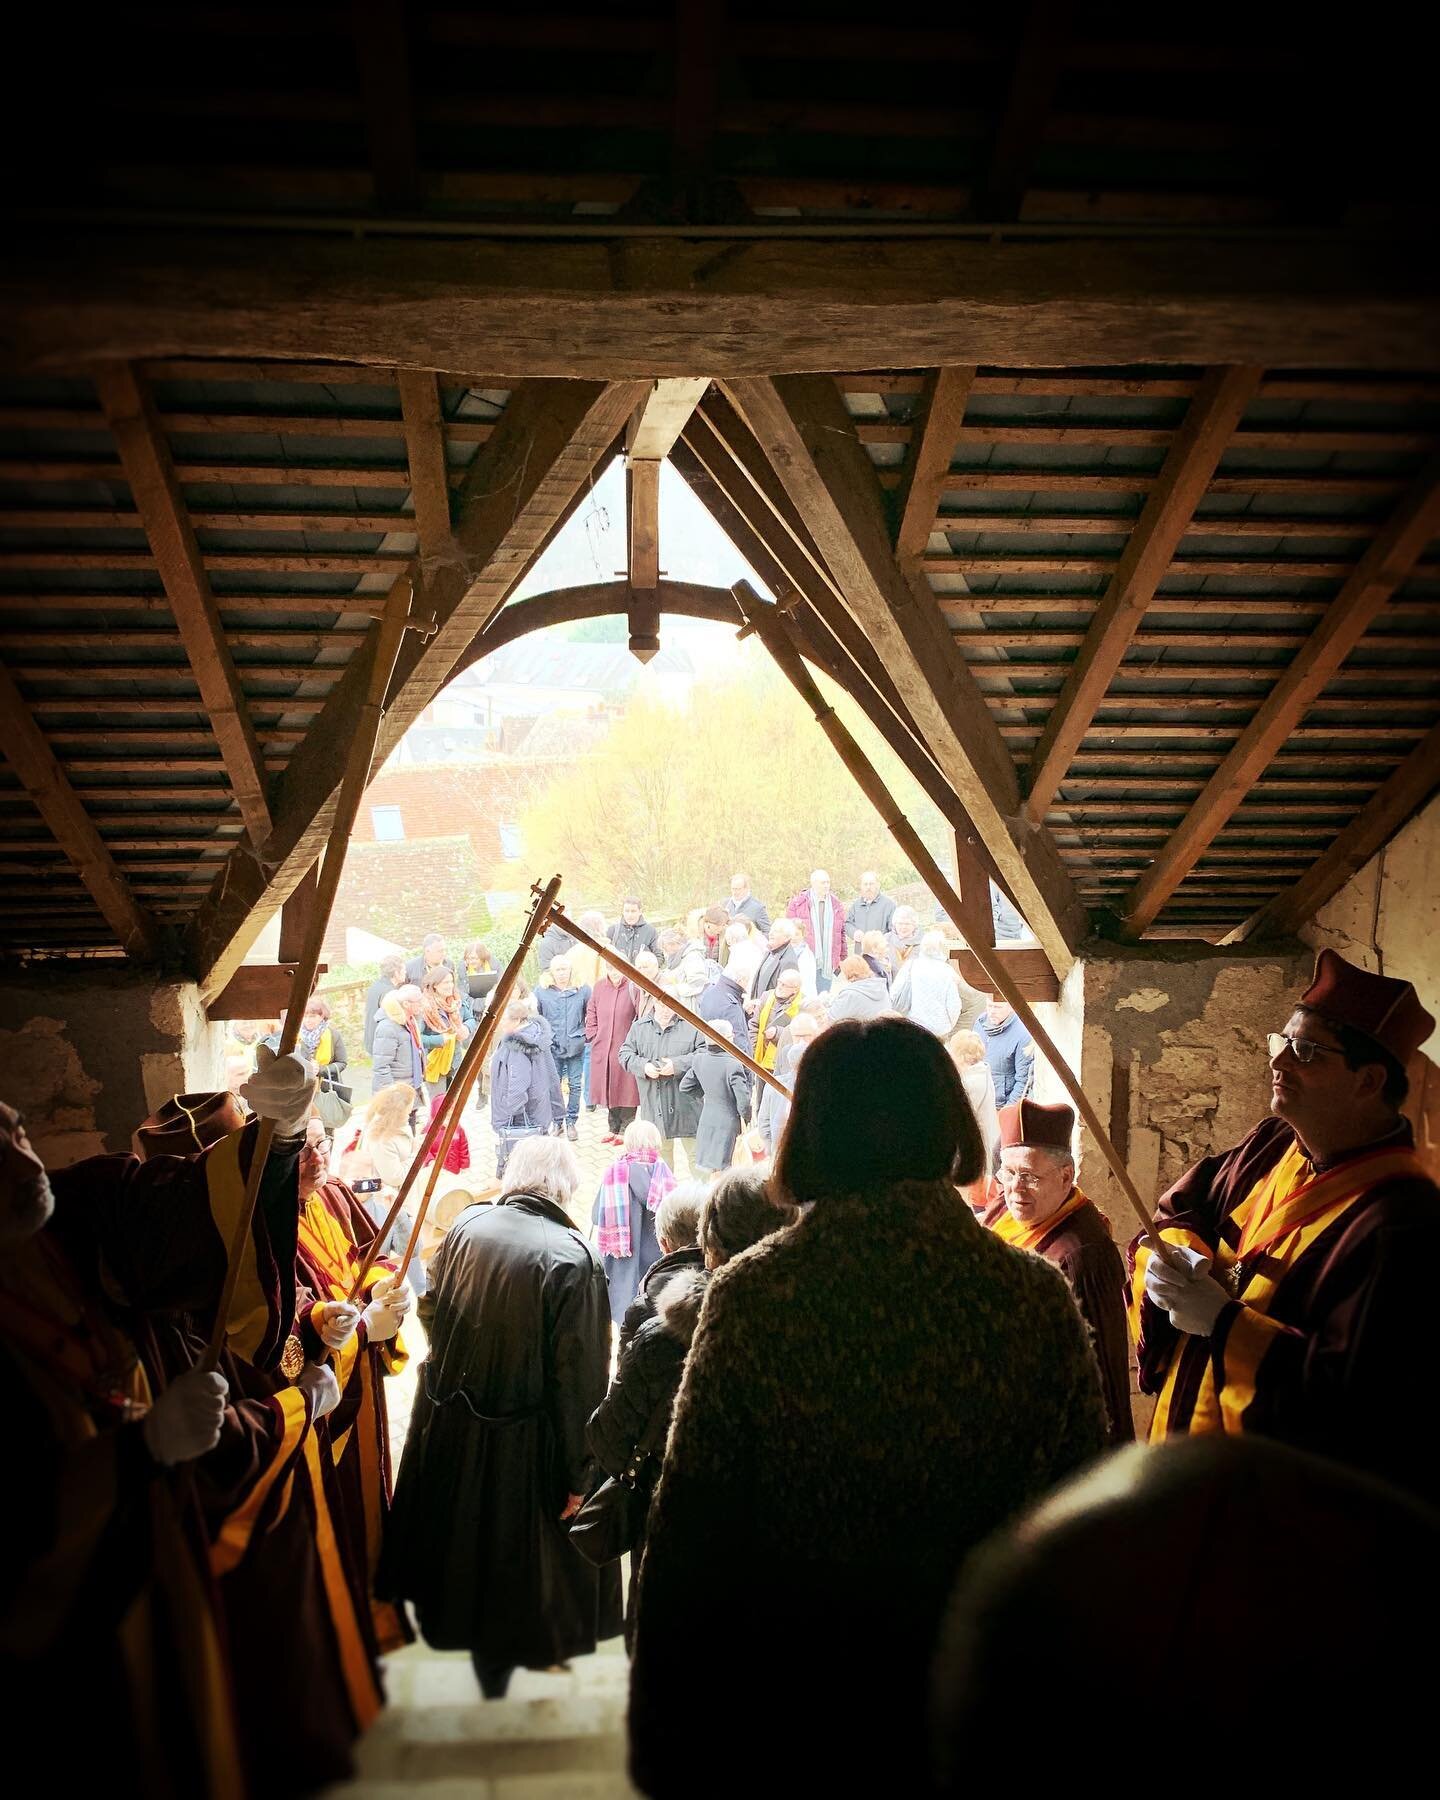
[93,364,273,848]
[352,0,422,212]
[1021,366,1264,823]
[0,657,163,959]
[189,379,646,997]
[720,373,1089,974]
[624,379,708,648]
[892,366,977,561]
[974,0,1071,222]
[395,368,458,573]
[1229,720,1440,942]
[1119,460,1440,936]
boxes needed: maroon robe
[980,1185,1135,1445]
[585,978,640,1109]
[1130,1114,1439,1506]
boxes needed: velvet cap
[1299,948,1433,1066]
[998,1099,1076,1154]
[133,1090,246,1160]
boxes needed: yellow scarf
[991,1185,1089,1255]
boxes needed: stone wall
[1051,943,1311,1228]
[0,969,224,1166]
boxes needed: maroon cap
[998,1099,1076,1153]
[133,1091,245,1160]
[1299,948,1434,1066]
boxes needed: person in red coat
[587,965,641,1145]
[785,869,847,993]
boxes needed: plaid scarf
[595,1149,675,1260]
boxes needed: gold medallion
[280,1333,306,1380]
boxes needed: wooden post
[733,581,1158,1240]
[352,874,564,1299]
[548,905,792,1101]
[202,574,415,1369]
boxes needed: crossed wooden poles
[206,580,1169,1355]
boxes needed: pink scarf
[595,1149,674,1259]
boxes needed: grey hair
[920,929,948,959]
[579,908,607,933]
[655,1178,708,1250]
[502,1134,581,1208]
[1004,1142,1075,1172]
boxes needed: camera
[351,1177,383,1194]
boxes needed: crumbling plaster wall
[1039,943,1312,1233]
[0,970,224,1166]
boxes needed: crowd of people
[343,870,1039,1184]
[6,926,1437,1793]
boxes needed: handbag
[567,1389,674,1569]
[315,1077,353,1131]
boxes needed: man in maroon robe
[979,1099,1134,1443]
[0,1057,310,1799]
[1132,948,1438,1505]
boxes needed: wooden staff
[546,905,792,1100]
[203,575,416,1369]
[734,581,1159,1241]
[352,873,563,1299]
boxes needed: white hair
[724,920,750,946]
[811,869,829,886]
[892,905,918,928]
[920,930,948,959]
[623,1118,662,1155]
[395,983,423,1004]
[502,1134,580,1207]
[579,908,606,933]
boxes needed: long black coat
[618,1018,703,1139]
[381,1193,622,1667]
[679,1044,752,1171]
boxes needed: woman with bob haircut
[628,1017,1106,1799]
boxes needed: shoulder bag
[567,1390,673,1568]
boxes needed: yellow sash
[991,1185,1089,1255]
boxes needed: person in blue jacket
[537,956,592,1141]
[978,996,1035,1108]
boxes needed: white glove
[370,1272,414,1319]
[316,1301,360,1350]
[296,1362,341,1421]
[361,1298,404,1343]
[1144,1242,1230,1338]
[239,1045,317,1139]
[143,1368,229,1466]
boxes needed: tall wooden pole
[733,581,1158,1240]
[202,576,415,1369]
[353,874,563,1299]
[547,905,792,1100]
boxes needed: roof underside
[0,360,1435,956]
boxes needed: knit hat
[133,1091,246,1160]
[998,1099,1075,1154]
[1299,948,1434,1065]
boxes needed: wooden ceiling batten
[0,656,162,959]
[1231,721,1440,942]
[1020,366,1268,823]
[1119,461,1440,937]
[94,362,273,847]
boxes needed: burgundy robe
[1130,1114,1439,1506]
[981,1185,1135,1445]
[585,978,640,1109]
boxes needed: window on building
[498,822,525,859]
[371,804,405,842]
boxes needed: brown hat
[133,1091,246,1161]
[998,1099,1075,1154]
[1299,948,1434,1066]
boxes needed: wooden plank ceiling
[1,6,1435,963]
[2,359,1437,960]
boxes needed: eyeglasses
[1000,1171,1047,1191]
[1267,1032,1345,1066]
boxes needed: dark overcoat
[585,979,640,1109]
[679,1044,752,1170]
[381,1192,622,1667]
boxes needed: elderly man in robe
[1133,948,1438,1505]
[979,1100,1133,1443]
